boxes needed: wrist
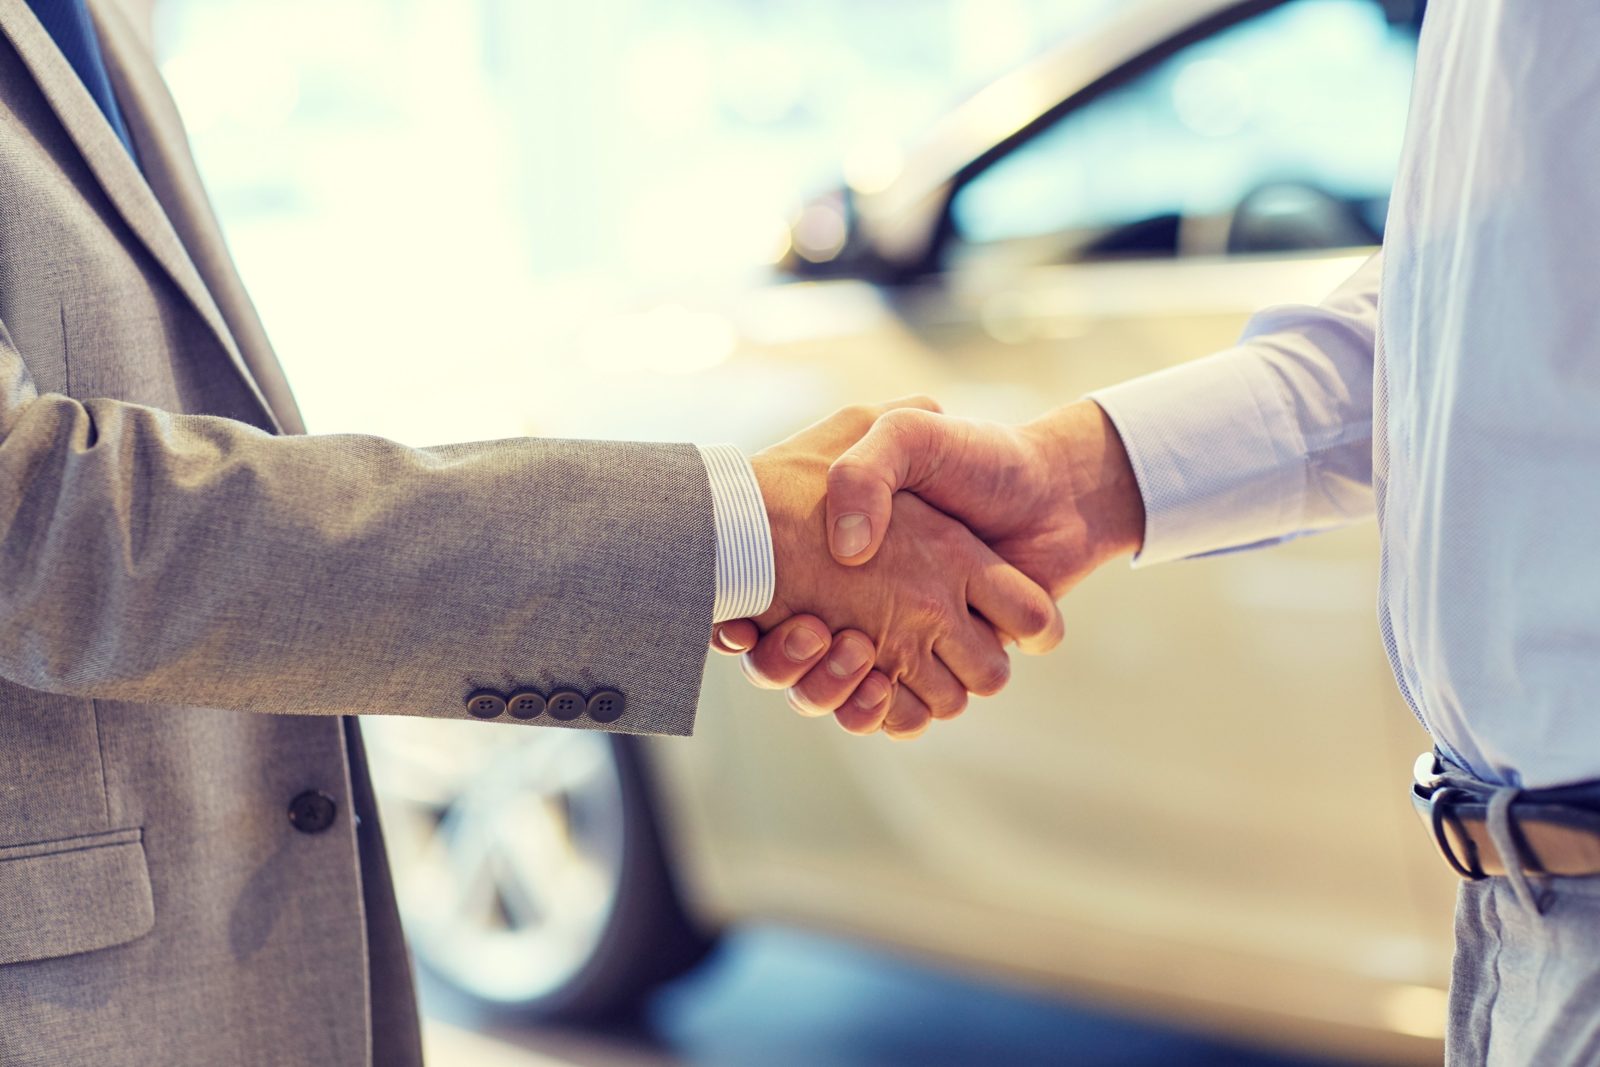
[1021,400,1145,564]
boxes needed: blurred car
[363,0,1460,1061]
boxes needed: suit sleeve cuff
[696,444,776,623]
[1087,347,1306,567]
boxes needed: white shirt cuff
[696,444,776,623]
[1087,347,1306,567]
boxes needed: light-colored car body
[370,0,1462,1060]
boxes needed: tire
[362,718,714,1022]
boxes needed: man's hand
[825,400,1146,596]
[727,399,1145,722]
[724,400,1064,739]
[713,615,898,735]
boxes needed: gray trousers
[1448,874,1600,1064]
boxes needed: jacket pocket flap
[0,828,154,966]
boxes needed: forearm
[0,385,716,733]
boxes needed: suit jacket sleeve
[1087,251,1381,566]
[0,323,715,736]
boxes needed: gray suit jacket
[0,3,717,1064]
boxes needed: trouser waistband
[1411,751,1600,911]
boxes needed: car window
[948,0,1419,261]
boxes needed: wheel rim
[362,718,627,1006]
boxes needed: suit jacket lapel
[91,0,305,435]
[0,0,287,434]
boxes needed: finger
[738,615,831,690]
[826,407,947,566]
[901,655,968,723]
[711,619,759,655]
[966,554,1065,656]
[877,394,943,416]
[834,671,895,734]
[933,615,1011,698]
[788,630,877,715]
[882,684,935,740]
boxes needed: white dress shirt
[696,445,775,624]
[1092,0,1600,788]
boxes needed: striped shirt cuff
[696,444,776,623]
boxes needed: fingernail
[784,627,825,661]
[832,513,871,558]
[852,675,890,710]
[712,628,748,653]
[827,637,871,677]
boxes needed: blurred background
[149,0,1453,1063]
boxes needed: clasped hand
[713,396,1144,739]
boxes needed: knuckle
[883,395,940,419]
[929,519,971,556]
[904,680,964,722]
[1017,594,1058,639]
[838,403,879,431]
[879,406,931,440]
[871,643,910,684]
[971,656,1011,697]
[827,453,878,488]
[841,402,873,421]
[1032,624,1064,653]
[934,687,969,717]
[912,591,957,630]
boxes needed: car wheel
[362,717,713,1020]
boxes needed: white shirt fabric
[696,445,776,624]
[1091,0,1600,788]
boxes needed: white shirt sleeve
[695,444,776,623]
[1087,252,1382,566]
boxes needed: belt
[1411,752,1600,879]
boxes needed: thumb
[826,407,947,565]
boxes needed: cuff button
[587,689,625,724]
[507,691,546,720]
[466,690,507,719]
[288,790,338,834]
[547,690,585,721]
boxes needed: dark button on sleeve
[466,690,507,719]
[288,791,338,834]
[507,691,546,720]
[587,689,625,724]
[547,690,585,721]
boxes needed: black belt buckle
[1413,752,1488,880]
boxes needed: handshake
[712,396,1146,739]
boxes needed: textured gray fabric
[0,1,718,1064]
[1448,876,1600,1066]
